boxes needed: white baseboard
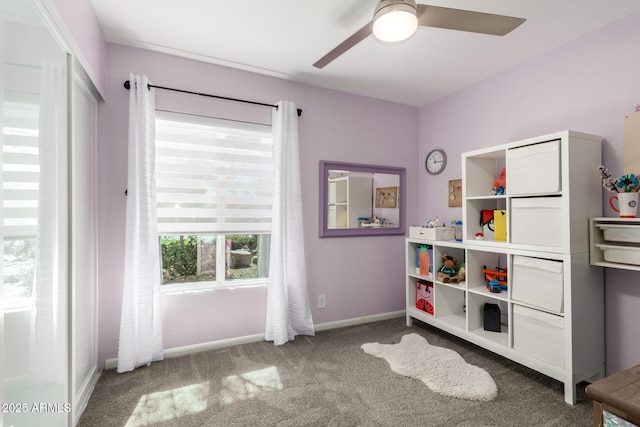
[104,310,405,370]
[313,310,405,332]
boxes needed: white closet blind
[3,98,40,238]
[155,111,273,234]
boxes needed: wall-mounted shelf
[590,217,640,271]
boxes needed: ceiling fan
[313,0,526,69]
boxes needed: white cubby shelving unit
[327,175,372,229]
[406,130,605,404]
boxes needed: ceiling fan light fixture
[372,0,418,43]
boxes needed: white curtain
[265,101,315,345]
[117,74,163,372]
[30,60,68,383]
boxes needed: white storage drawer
[596,244,640,266]
[513,305,565,368]
[507,140,561,195]
[512,256,564,313]
[597,224,640,244]
[511,197,563,248]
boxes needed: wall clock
[425,149,447,175]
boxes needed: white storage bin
[513,305,565,368]
[596,244,640,266]
[409,226,455,240]
[511,197,563,247]
[512,256,564,313]
[597,224,640,244]
[507,140,561,195]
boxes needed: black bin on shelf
[483,303,501,332]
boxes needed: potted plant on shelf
[599,166,639,218]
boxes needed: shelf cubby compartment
[463,149,506,198]
[463,197,507,243]
[408,275,436,320]
[432,244,464,284]
[434,285,466,331]
[407,242,435,280]
[466,249,508,295]
[467,292,509,348]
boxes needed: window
[155,112,273,289]
[3,95,40,310]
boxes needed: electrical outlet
[318,294,326,309]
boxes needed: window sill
[161,279,268,295]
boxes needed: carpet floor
[79,317,593,426]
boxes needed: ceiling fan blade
[416,4,526,36]
[313,21,373,69]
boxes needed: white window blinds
[3,97,40,238]
[155,111,273,234]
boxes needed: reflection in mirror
[319,161,406,237]
[327,170,399,229]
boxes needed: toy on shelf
[457,262,466,282]
[486,280,504,293]
[373,216,385,224]
[438,255,465,284]
[426,217,439,228]
[418,245,432,277]
[490,167,506,195]
[482,265,508,293]
[480,210,495,239]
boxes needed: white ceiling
[90,0,640,107]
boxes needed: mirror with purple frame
[319,160,406,237]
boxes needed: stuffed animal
[438,255,459,283]
[456,262,466,283]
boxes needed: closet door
[2,0,70,425]
[71,63,100,425]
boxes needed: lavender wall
[418,11,640,375]
[98,44,419,364]
[50,0,107,95]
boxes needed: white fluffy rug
[361,333,498,401]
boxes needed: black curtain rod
[123,80,302,117]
